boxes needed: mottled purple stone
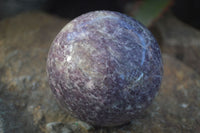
[46,11,163,126]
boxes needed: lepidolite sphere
[47,11,163,126]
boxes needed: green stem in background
[129,0,173,27]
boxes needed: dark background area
[172,0,200,29]
[0,0,200,29]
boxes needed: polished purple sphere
[47,11,163,126]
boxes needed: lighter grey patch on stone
[6,50,19,61]
[136,105,142,109]
[55,59,65,71]
[85,80,95,90]
[156,106,160,111]
[46,122,72,133]
[181,103,188,108]
[125,105,132,110]
[95,106,101,111]
[72,121,93,131]
[147,96,152,102]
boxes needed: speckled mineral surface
[47,11,163,126]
